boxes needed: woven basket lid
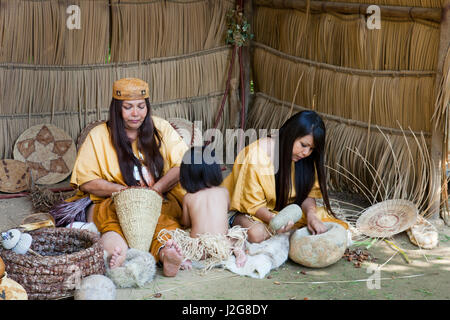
[0,159,31,193]
[168,117,203,147]
[356,199,418,238]
[13,124,76,185]
[76,120,106,150]
[112,187,162,252]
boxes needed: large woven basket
[112,187,162,252]
[0,228,105,300]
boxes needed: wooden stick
[254,0,442,23]
[255,92,432,138]
[27,248,44,258]
[429,1,450,220]
[252,42,437,77]
[384,239,411,264]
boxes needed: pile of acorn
[342,248,376,268]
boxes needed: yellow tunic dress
[222,139,347,229]
[70,116,189,261]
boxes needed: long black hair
[274,110,334,216]
[179,146,223,193]
[107,98,164,187]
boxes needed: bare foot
[160,239,184,277]
[233,248,247,268]
[109,246,126,269]
[181,259,192,270]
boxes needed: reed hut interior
[1,0,448,221]
[0,0,450,302]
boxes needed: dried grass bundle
[0,0,109,65]
[253,7,440,71]
[0,47,231,114]
[28,185,71,213]
[308,0,444,9]
[157,226,247,272]
[49,196,92,227]
[252,47,435,133]
[109,0,234,62]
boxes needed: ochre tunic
[69,116,189,261]
[222,139,347,229]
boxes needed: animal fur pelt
[105,248,156,288]
[224,233,290,279]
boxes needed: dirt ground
[1,179,449,301]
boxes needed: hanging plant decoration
[226,6,254,47]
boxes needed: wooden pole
[430,1,450,221]
[242,0,253,131]
[254,0,442,23]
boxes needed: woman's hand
[301,197,327,235]
[256,207,294,234]
[274,220,294,234]
[306,213,327,235]
[80,179,126,198]
[152,167,180,195]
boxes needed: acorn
[1,229,21,250]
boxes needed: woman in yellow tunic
[223,110,347,243]
[53,78,189,277]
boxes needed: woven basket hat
[168,117,203,147]
[13,124,76,185]
[0,159,31,193]
[356,199,418,238]
[112,187,162,252]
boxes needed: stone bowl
[289,222,347,268]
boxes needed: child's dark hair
[180,146,223,193]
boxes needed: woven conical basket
[112,187,162,252]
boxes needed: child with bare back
[178,146,247,268]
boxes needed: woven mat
[76,120,106,150]
[13,124,76,185]
[0,159,31,193]
[356,199,418,238]
[168,117,203,147]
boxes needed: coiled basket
[0,227,105,300]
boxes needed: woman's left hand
[306,213,327,235]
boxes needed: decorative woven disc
[356,199,418,238]
[0,159,31,193]
[76,120,106,150]
[13,124,76,185]
[168,117,203,147]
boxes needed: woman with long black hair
[58,78,190,276]
[223,110,348,243]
